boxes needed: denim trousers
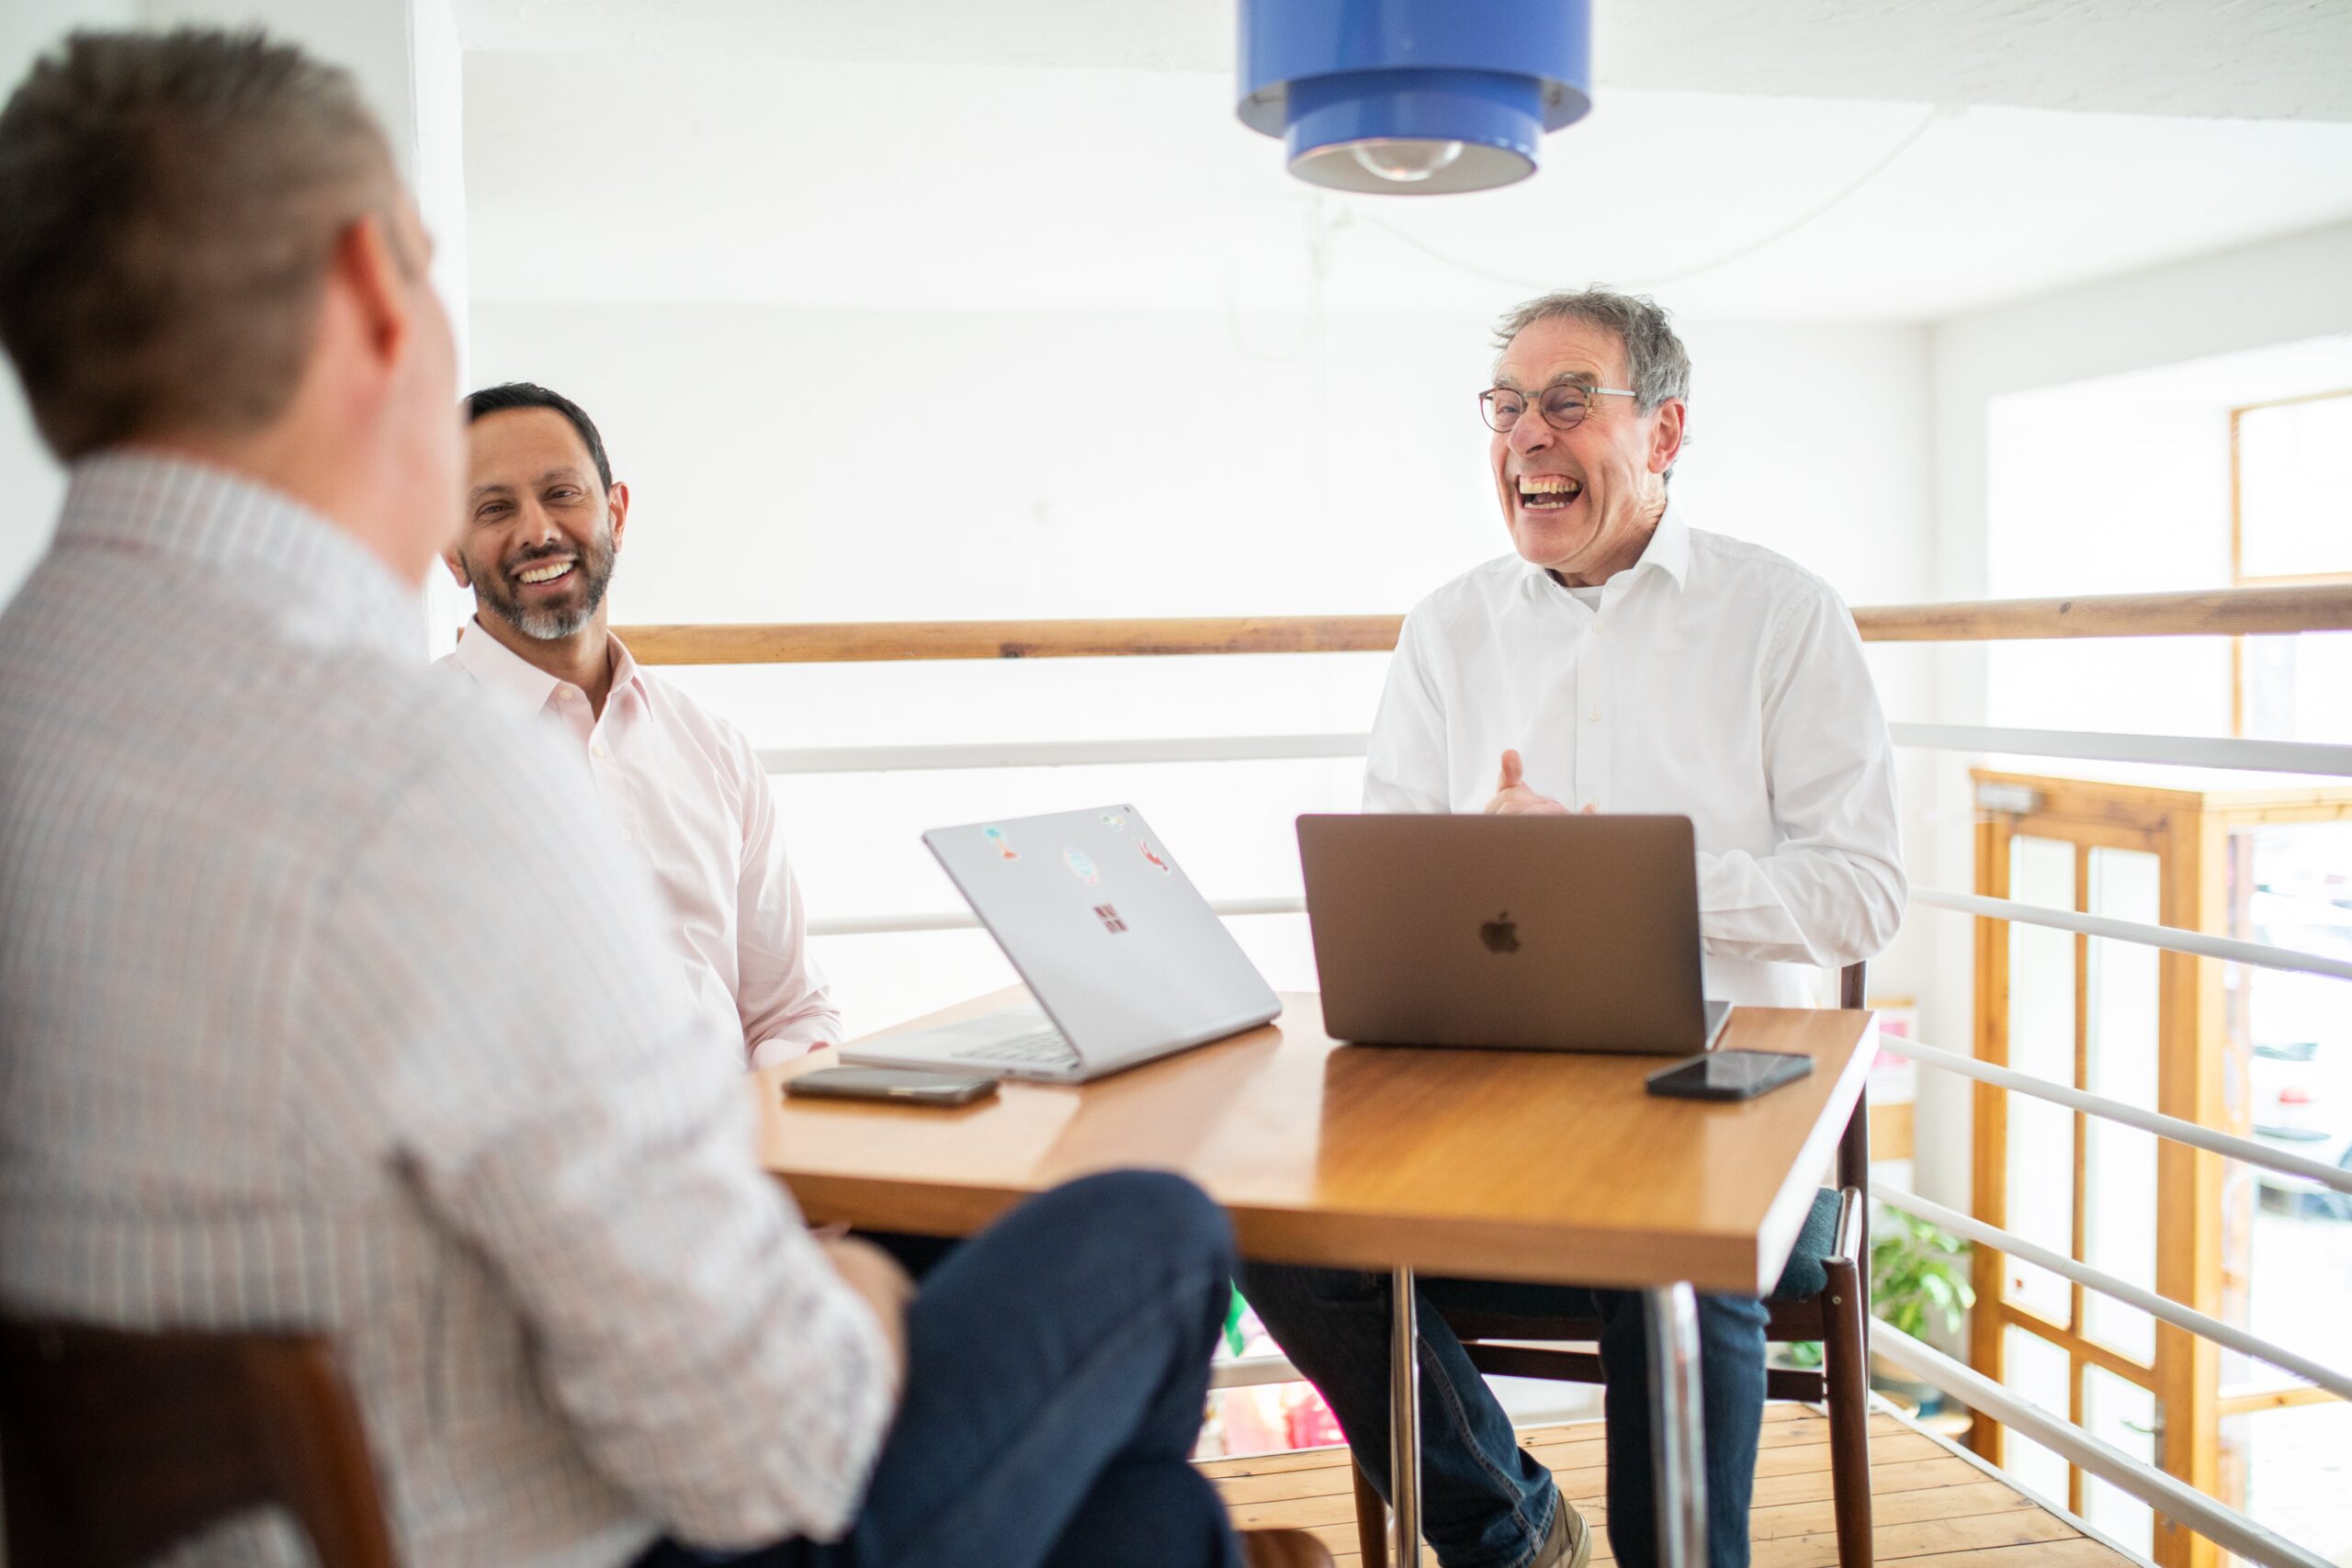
[1236,1262,1769,1568]
[635,1170,1244,1568]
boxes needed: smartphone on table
[785,1066,1000,1107]
[1644,1049,1813,1102]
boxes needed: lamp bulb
[1349,139,1465,184]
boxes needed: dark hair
[463,382,614,490]
[0,28,400,459]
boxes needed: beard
[471,524,618,641]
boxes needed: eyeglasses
[1478,382,1637,434]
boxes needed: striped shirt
[0,453,895,1566]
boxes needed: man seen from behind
[0,29,1244,1568]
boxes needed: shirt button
[619,828,635,843]
[592,742,606,760]
[1588,708,1601,722]
[557,688,575,702]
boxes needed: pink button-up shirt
[442,622,839,1066]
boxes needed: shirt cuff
[749,1035,826,1070]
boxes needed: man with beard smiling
[1238,290,1905,1568]
[442,382,839,1066]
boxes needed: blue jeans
[637,1171,1244,1568]
[1237,1263,1769,1568]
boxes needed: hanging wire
[1223,196,1339,362]
[1344,102,1949,292]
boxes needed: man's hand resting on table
[1481,749,1598,818]
[819,1235,916,1384]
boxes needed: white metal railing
[762,724,2352,779]
[1881,1037,2352,1195]
[1211,1354,1302,1391]
[1869,1322,2335,1568]
[1885,723,2352,777]
[1910,887,2352,982]
[758,734,1369,775]
[1875,1184,2351,1401]
[759,680,2352,1567]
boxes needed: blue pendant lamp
[1237,0,1592,195]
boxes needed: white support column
[0,2,141,602]
[139,0,472,654]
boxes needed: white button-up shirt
[0,454,894,1567]
[1364,505,1905,1006]
[442,625,839,1067]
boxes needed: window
[2232,389,2352,742]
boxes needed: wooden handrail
[615,583,2352,666]
[617,615,1406,665]
[1851,583,2352,642]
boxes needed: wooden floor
[1204,1404,2140,1568]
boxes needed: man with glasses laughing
[1238,289,1905,1568]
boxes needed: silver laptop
[841,806,1283,1083]
[1297,813,1733,1055]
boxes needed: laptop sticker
[1064,847,1101,886]
[982,826,1019,862]
[1092,903,1128,933]
[1101,813,1127,831]
[1136,840,1171,874]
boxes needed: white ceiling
[452,0,2352,121]
[457,1,2352,321]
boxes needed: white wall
[1983,333,2352,739]
[468,299,1939,1032]
[0,0,466,612]
[1933,219,2352,611]
[1908,220,2352,1217]
[0,2,135,601]
[465,300,1935,695]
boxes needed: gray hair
[0,28,400,459]
[1491,288,1691,412]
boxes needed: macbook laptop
[841,806,1283,1083]
[1297,813,1732,1055]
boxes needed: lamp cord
[1346,103,1948,292]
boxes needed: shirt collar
[1518,502,1692,604]
[55,448,424,660]
[450,618,643,719]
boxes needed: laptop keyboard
[954,1027,1080,1067]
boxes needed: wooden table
[758,991,1877,1566]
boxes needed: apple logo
[1479,912,1521,954]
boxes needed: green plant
[1777,1207,1975,1371]
[1871,1209,1975,1342]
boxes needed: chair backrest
[0,1320,397,1568]
[1836,959,1871,1322]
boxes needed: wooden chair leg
[1820,1255,1875,1568]
[1351,1458,1389,1568]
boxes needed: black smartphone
[784,1066,1001,1107]
[1645,1049,1814,1102]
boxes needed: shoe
[1239,1527,1336,1567]
[1530,1493,1593,1568]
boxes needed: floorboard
[1204,1403,2143,1568]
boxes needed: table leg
[1390,1265,1421,1565]
[1645,1282,1708,1568]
